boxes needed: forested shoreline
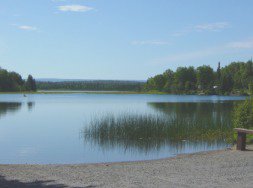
[144,60,253,95]
[0,67,36,92]
[1,60,253,95]
[36,60,253,95]
[37,80,144,92]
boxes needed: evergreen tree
[216,62,221,85]
[26,75,37,91]
[196,65,214,92]
[0,67,26,91]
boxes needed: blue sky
[0,0,253,80]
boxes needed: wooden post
[237,132,246,151]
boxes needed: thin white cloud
[131,40,169,46]
[155,48,220,64]
[58,5,93,12]
[171,31,188,37]
[195,22,229,32]
[10,24,38,31]
[171,22,230,37]
[18,25,37,31]
[227,39,253,49]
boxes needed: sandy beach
[0,146,252,188]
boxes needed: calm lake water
[0,94,245,164]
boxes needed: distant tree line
[0,67,36,92]
[37,80,144,91]
[144,60,253,95]
[2,60,252,94]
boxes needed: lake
[0,94,245,164]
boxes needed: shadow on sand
[0,175,96,188]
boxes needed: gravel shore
[0,146,252,188]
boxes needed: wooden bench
[234,128,253,151]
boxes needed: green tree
[0,68,25,92]
[153,74,166,91]
[145,74,166,92]
[249,82,253,95]
[233,99,253,129]
[217,62,221,83]
[216,62,221,91]
[220,69,233,93]
[26,75,37,91]
[220,61,253,93]
[163,69,174,92]
[196,65,214,92]
[143,60,253,95]
[174,66,196,93]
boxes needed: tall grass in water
[84,113,233,152]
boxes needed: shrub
[233,98,253,129]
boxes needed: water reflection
[0,102,35,118]
[0,102,22,118]
[148,102,236,124]
[83,102,236,153]
[27,102,35,111]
